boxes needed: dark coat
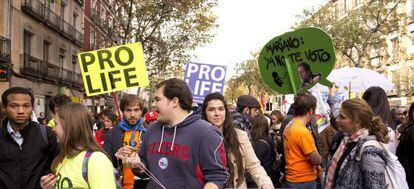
[0,119,59,189]
[396,123,414,188]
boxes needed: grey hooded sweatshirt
[138,113,229,189]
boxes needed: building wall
[2,0,85,116]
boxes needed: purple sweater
[138,113,229,189]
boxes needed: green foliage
[112,0,218,80]
[224,54,274,100]
[296,0,405,68]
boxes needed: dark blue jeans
[282,180,317,189]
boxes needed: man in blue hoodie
[124,78,229,189]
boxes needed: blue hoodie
[138,113,229,189]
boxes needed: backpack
[356,140,409,189]
[82,150,123,189]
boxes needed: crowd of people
[0,78,413,189]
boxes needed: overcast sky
[192,0,328,79]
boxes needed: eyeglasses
[397,111,408,116]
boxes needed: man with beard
[298,62,321,90]
[104,94,147,189]
[231,95,261,140]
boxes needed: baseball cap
[145,110,158,123]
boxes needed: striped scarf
[325,128,369,189]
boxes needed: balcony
[91,10,102,27]
[0,36,11,63]
[44,62,60,82]
[44,9,61,32]
[21,0,45,22]
[73,73,83,88]
[21,54,44,78]
[91,9,112,35]
[74,30,83,47]
[21,54,84,89]
[60,19,75,40]
[60,67,74,85]
[21,0,83,48]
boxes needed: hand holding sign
[78,43,149,96]
[258,27,336,94]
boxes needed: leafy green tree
[226,54,275,99]
[296,0,404,68]
[112,0,218,78]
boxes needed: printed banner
[184,62,227,104]
[258,27,336,94]
[78,43,149,96]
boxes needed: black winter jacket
[396,123,414,188]
[0,119,59,189]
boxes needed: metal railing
[91,9,102,26]
[21,0,45,21]
[21,54,44,78]
[60,67,74,85]
[21,0,83,47]
[21,54,83,89]
[73,73,83,88]
[0,36,11,63]
[44,62,60,81]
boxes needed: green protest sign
[258,27,336,94]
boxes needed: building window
[73,14,78,29]
[92,0,97,9]
[90,29,95,49]
[59,48,65,68]
[60,3,66,20]
[43,41,50,63]
[23,31,32,56]
[72,54,77,71]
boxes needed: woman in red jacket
[95,109,119,146]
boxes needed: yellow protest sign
[78,43,149,96]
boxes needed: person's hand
[329,83,339,96]
[115,145,135,160]
[312,75,321,84]
[40,173,57,189]
[317,167,325,184]
[261,183,274,189]
[123,152,144,169]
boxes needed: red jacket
[95,129,107,147]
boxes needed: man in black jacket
[0,87,59,189]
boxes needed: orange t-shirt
[122,130,142,189]
[283,119,317,183]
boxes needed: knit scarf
[325,128,369,189]
[119,118,146,147]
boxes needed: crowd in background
[0,78,413,189]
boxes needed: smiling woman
[201,92,274,189]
